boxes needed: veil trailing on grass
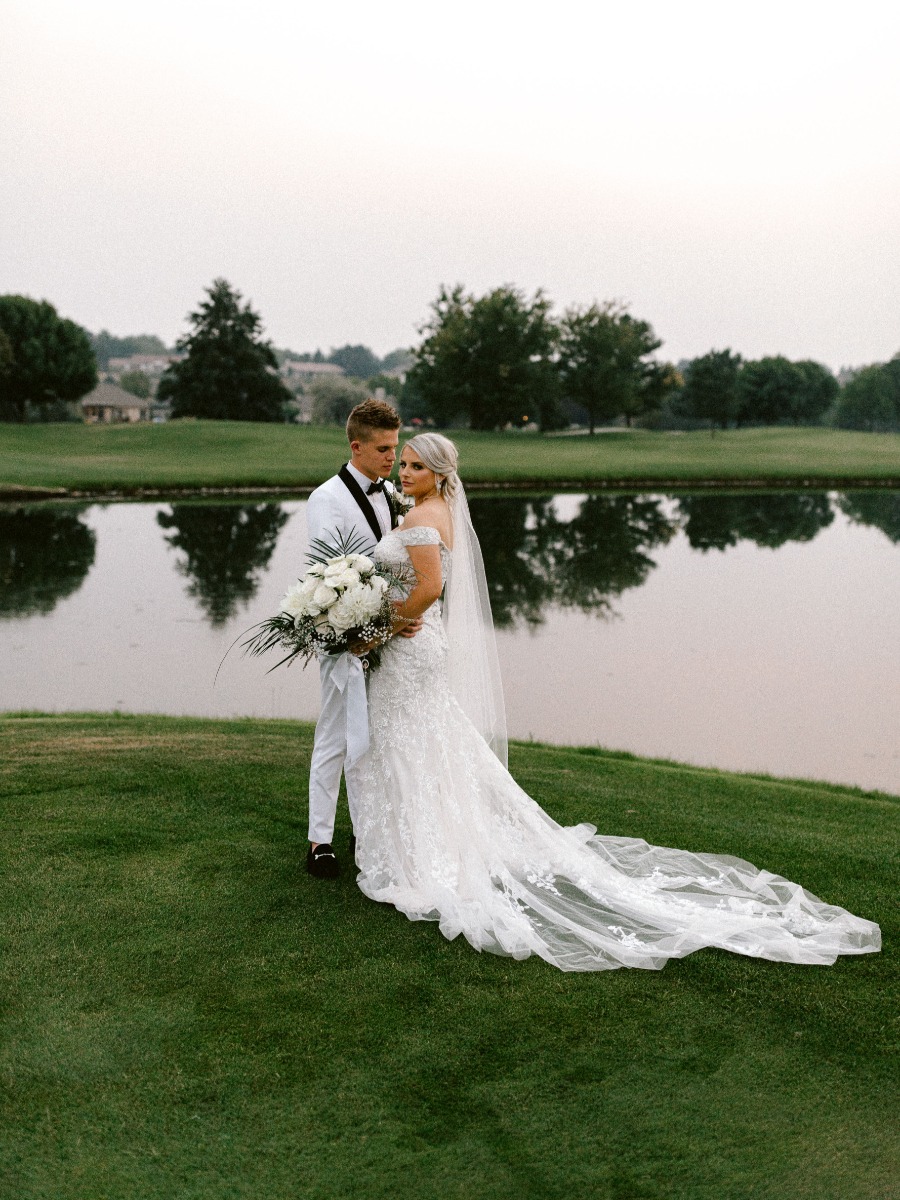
[443,480,508,768]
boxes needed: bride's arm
[392,543,443,623]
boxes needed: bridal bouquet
[240,531,410,672]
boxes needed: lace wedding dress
[354,525,881,972]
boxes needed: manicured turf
[1,422,899,494]
[1,713,896,1199]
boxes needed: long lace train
[354,526,880,972]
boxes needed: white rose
[299,577,319,599]
[329,567,361,590]
[349,554,374,572]
[323,557,351,578]
[312,583,338,610]
[369,575,388,595]
[308,564,326,578]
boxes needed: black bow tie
[367,479,386,495]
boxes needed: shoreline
[3,475,899,502]
[3,711,898,800]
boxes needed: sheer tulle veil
[402,434,508,767]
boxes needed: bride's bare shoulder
[402,499,452,544]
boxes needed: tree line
[1,280,898,432]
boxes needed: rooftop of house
[81,381,152,409]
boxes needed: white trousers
[308,654,362,844]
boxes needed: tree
[327,344,382,379]
[792,360,839,424]
[838,492,900,543]
[157,279,291,422]
[157,503,289,625]
[379,347,414,373]
[0,506,96,617]
[680,349,743,430]
[118,370,152,399]
[367,373,403,401]
[678,493,834,552]
[409,285,561,430]
[733,356,838,427]
[736,356,806,425]
[0,330,13,392]
[557,302,671,433]
[835,363,900,431]
[467,493,677,626]
[308,375,370,425]
[467,496,558,627]
[90,331,168,369]
[548,494,678,612]
[0,295,97,422]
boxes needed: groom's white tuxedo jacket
[305,461,398,845]
[306,462,396,555]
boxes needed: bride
[352,433,881,972]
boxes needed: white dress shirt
[345,460,391,539]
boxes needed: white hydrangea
[328,582,383,632]
[280,583,309,619]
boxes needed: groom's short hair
[346,398,402,443]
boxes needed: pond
[2,490,899,795]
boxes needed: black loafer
[306,842,340,879]
[348,834,357,858]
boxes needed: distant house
[107,353,183,377]
[81,381,152,424]
[280,361,345,381]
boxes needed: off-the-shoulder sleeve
[397,526,442,546]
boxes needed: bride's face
[398,447,438,500]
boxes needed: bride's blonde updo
[404,432,461,502]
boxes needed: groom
[305,397,415,879]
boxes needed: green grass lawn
[1,422,899,494]
[1,713,896,1199]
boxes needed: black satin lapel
[338,465,384,544]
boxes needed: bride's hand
[349,637,377,655]
[396,615,423,639]
[390,601,423,639]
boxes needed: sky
[3,1,899,369]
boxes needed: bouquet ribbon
[331,651,369,766]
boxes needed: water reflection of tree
[468,497,556,627]
[0,506,96,618]
[678,493,834,551]
[549,495,678,615]
[468,494,678,627]
[838,492,900,544]
[157,503,289,626]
